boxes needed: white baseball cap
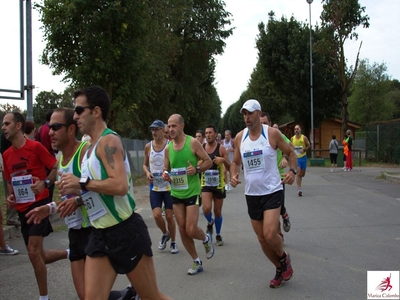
[240,99,261,114]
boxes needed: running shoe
[269,269,283,288]
[203,233,215,259]
[187,261,203,275]
[170,242,179,254]
[0,244,18,255]
[279,252,293,281]
[297,190,302,197]
[206,219,214,235]
[158,231,170,250]
[282,214,291,232]
[216,235,224,246]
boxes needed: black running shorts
[68,226,92,262]
[19,198,53,245]
[245,190,283,220]
[85,212,153,274]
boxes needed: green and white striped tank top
[58,142,91,229]
[81,128,136,229]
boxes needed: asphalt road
[1,167,400,300]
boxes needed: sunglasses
[74,106,93,115]
[150,128,163,132]
[49,123,69,131]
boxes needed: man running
[260,113,293,238]
[57,86,171,300]
[222,129,234,190]
[230,99,296,288]
[201,125,231,246]
[143,119,178,254]
[291,125,310,196]
[26,107,90,299]
[3,112,68,300]
[163,114,214,275]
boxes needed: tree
[220,91,250,136]
[388,79,400,120]
[348,59,393,125]
[255,12,341,134]
[38,0,150,133]
[0,104,23,122]
[246,62,286,122]
[320,0,370,136]
[37,0,233,138]
[30,87,75,126]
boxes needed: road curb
[384,172,400,184]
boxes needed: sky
[1,0,399,115]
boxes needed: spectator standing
[329,135,339,172]
[343,130,353,171]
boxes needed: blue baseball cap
[149,119,165,129]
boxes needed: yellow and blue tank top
[292,134,307,158]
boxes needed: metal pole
[306,0,314,158]
[20,0,25,100]
[26,0,34,121]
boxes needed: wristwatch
[196,166,201,174]
[44,179,51,189]
[74,196,84,206]
[79,177,90,190]
[289,168,297,175]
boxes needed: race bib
[61,195,84,229]
[171,167,188,190]
[204,169,219,187]
[243,150,265,172]
[12,175,35,203]
[152,171,165,188]
[81,190,107,222]
[295,146,302,155]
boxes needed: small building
[279,118,361,158]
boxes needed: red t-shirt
[3,139,57,212]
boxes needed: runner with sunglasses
[26,107,90,300]
[57,86,171,300]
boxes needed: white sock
[66,249,70,259]
[203,235,209,243]
[39,296,49,300]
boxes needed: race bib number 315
[171,167,188,190]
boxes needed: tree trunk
[341,90,348,139]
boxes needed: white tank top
[240,125,282,196]
[223,138,234,162]
[149,140,170,192]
